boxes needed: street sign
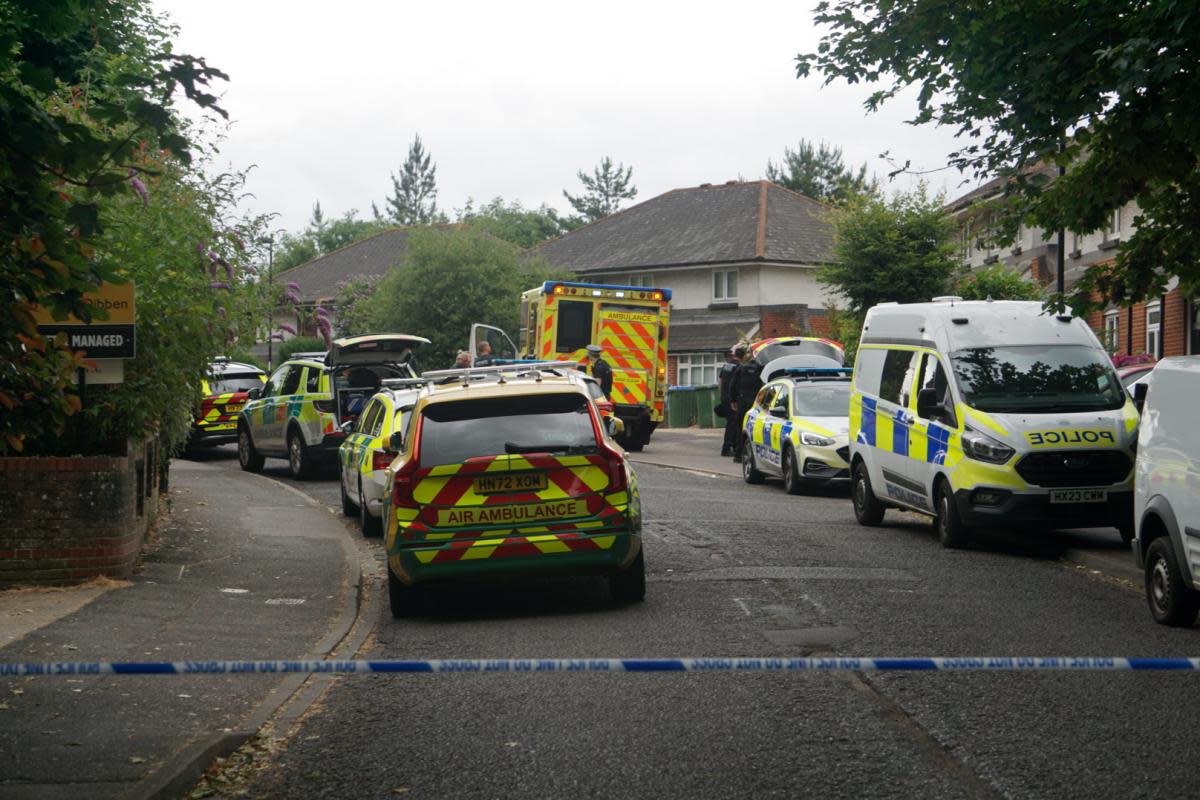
[34,282,136,359]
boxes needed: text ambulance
[848,298,1138,549]
[470,281,670,451]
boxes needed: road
[191,444,1195,799]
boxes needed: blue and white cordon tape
[2,657,1200,676]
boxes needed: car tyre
[387,566,422,618]
[851,460,885,526]
[934,478,969,549]
[287,429,313,480]
[741,437,765,484]
[1145,537,1200,627]
[237,426,264,473]
[783,446,804,495]
[609,548,646,604]
[360,478,382,538]
[340,476,357,516]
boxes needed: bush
[277,336,327,364]
[953,265,1043,301]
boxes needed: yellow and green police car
[337,382,424,537]
[237,334,428,479]
[740,368,853,493]
[380,362,642,616]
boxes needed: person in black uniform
[728,348,763,463]
[585,344,613,396]
[718,345,745,456]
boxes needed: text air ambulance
[469,280,670,451]
[848,298,1137,549]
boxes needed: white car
[1132,356,1200,626]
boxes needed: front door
[874,349,927,510]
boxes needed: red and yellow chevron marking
[195,392,249,426]
[408,529,620,565]
[541,308,555,359]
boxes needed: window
[279,366,302,396]
[625,274,654,288]
[1103,311,1120,352]
[676,352,720,386]
[756,384,780,410]
[556,300,594,352]
[208,373,265,394]
[878,350,920,407]
[357,400,383,434]
[792,383,851,417]
[915,353,957,427]
[853,348,886,396]
[419,394,597,467]
[950,345,1125,413]
[305,367,321,393]
[712,269,738,302]
[1146,301,1161,357]
[1110,207,1122,236]
[263,366,290,398]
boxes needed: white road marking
[733,597,752,617]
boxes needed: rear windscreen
[208,374,264,393]
[419,394,598,466]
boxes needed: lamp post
[259,235,276,371]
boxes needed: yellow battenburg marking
[606,491,629,506]
[528,535,572,554]
[592,535,616,550]
[413,476,450,504]
[461,542,499,560]
[413,551,437,564]
[769,422,782,451]
[1122,399,1139,433]
[963,407,1008,437]
[752,415,767,445]
[789,418,837,438]
[876,413,894,454]
[424,532,455,541]
[908,425,929,463]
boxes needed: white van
[848,298,1138,548]
[1132,357,1200,626]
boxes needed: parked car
[1132,356,1200,626]
[187,358,266,450]
[237,334,429,479]
[1118,360,1156,395]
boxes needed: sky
[155,0,973,235]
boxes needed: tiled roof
[534,181,834,273]
[669,306,762,352]
[944,164,1058,214]
[275,228,410,303]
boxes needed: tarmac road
[191,440,1197,799]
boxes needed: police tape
[3,657,1200,676]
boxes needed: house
[535,180,837,385]
[946,177,1198,360]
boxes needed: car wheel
[934,478,969,549]
[1145,537,1200,627]
[851,460,885,526]
[387,566,422,618]
[287,430,312,480]
[238,426,264,472]
[741,438,765,484]
[609,548,646,604]
[360,478,382,538]
[783,446,803,495]
[340,475,356,516]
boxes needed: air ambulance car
[848,298,1137,549]
[187,357,266,450]
[469,280,670,451]
[380,361,643,616]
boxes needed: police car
[187,358,266,450]
[337,380,425,537]
[741,367,853,493]
[237,334,429,479]
[380,362,643,616]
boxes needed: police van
[848,298,1138,548]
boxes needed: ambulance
[848,298,1138,548]
[470,280,670,451]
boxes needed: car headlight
[961,428,1014,465]
[800,431,836,447]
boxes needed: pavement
[0,458,366,800]
[632,428,1143,586]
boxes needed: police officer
[586,344,613,396]
[718,345,745,456]
[728,347,763,463]
[474,340,495,367]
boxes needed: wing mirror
[769,405,789,419]
[606,416,625,438]
[340,420,354,434]
[247,387,261,400]
[1133,381,1149,414]
[917,387,938,420]
[390,431,405,451]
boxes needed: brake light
[313,399,335,413]
[390,458,420,509]
[600,440,628,493]
[372,450,396,471]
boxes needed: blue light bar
[540,280,672,301]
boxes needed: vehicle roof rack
[380,377,429,389]
[288,351,328,362]
[421,360,582,386]
[782,367,854,382]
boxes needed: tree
[457,196,570,248]
[953,266,1043,302]
[1,0,230,454]
[765,139,877,203]
[382,134,441,225]
[354,228,568,369]
[274,204,386,272]
[563,157,637,223]
[819,184,959,314]
[795,0,1200,311]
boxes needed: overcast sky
[156,0,972,234]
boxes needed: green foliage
[381,134,442,225]
[765,139,878,204]
[819,184,959,314]
[355,228,569,369]
[457,196,571,248]
[0,0,233,454]
[795,0,1200,311]
[563,157,637,223]
[274,203,388,271]
[276,336,327,363]
[823,305,862,367]
[333,278,381,337]
[953,265,1043,302]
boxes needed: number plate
[1049,489,1107,504]
[474,472,548,495]
[226,403,244,413]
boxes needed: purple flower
[284,290,301,305]
[220,259,235,281]
[216,306,227,318]
[128,168,149,206]
[286,282,300,291]
[279,322,297,335]
[316,306,329,318]
[209,281,231,290]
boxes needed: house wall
[604,263,827,312]
[1085,285,1195,359]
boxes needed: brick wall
[666,355,679,387]
[1162,289,1187,359]
[0,440,162,587]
